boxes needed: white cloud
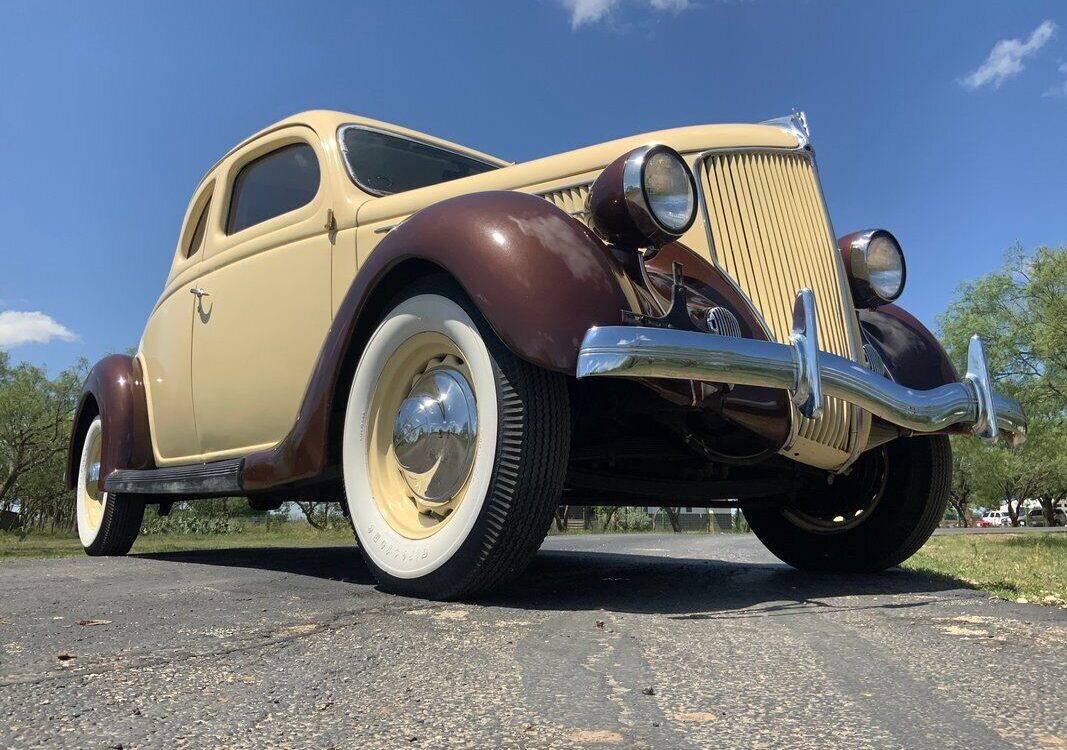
[1044,61,1067,97]
[648,0,692,10]
[0,311,77,348]
[959,19,1056,90]
[560,0,692,29]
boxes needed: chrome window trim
[337,123,502,197]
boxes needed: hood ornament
[761,110,810,149]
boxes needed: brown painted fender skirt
[66,354,155,492]
[857,304,958,391]
[242,191,791,490]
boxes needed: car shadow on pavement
[135,546,378,585]
[486,549,969,617]
[136,543,969,617]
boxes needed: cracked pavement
[1,533,1064,749]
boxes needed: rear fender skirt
[66,354,155,491]
[242,190,638,490]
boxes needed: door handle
[190,287,210,298]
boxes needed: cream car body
[68,110,1024,596]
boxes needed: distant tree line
[1,245,1064,533]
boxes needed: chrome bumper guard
[576,289,1026,445]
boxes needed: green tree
[939,245,1067,526]
[0,352,84,527]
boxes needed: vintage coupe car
[68,110,1025,598]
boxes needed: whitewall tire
[76,417,144,556]
[342,277,569,599]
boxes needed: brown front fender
[242,191,638,489]
[858,304,958,390]
[66,354,154,491]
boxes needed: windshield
[340,126,499,196]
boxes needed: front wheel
[342,278,569,599]
[744,435,950,572]
[76,417,144,556]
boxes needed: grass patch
[903,533,1067,606]
[0,522,354,560]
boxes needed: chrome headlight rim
[588,143,698,251]
[845,229,906,308]
[623,144,698,243]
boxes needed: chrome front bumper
[576,289,1025,445]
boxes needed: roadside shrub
[140,515,243,536]
[614,507,653,532]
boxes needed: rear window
[227,143,320,234]
[340,127,498,196]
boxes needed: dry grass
[0,522,354,560]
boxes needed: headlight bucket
[838,229,906,308]
[587,144,697,250]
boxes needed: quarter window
[185,198,210,258]
[340,127,497,196]
[226,143,320,234]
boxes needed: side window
[185,198,211,258]
[226,143,320,235]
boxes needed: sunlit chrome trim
[391,367,479,504]
[789,290,823,419]
[842,229,907,307]
[760,111,811,149]
[966,334,998,442]
[618,143,698,247]
[576,290,1026,446]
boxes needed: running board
[103,459,243,496]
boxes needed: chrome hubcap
[392,367,478,505]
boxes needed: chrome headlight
[587,144,697,250]
[839,229,906,308]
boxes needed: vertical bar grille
[702,150,856,454]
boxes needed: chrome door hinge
[324,209,337,233]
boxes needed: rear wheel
[76,417,144,556]
[744,435,950,572]
[342,278,569,599]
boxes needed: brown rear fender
[66,355,155,492]
[242,190,639,489]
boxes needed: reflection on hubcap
[392,367,478,504]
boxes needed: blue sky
[1,0,1064,373]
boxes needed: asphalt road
[1,534,1064,750]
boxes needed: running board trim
[103,459,244,495]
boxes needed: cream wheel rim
[366,332,479,540]
[77,419,107,547]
